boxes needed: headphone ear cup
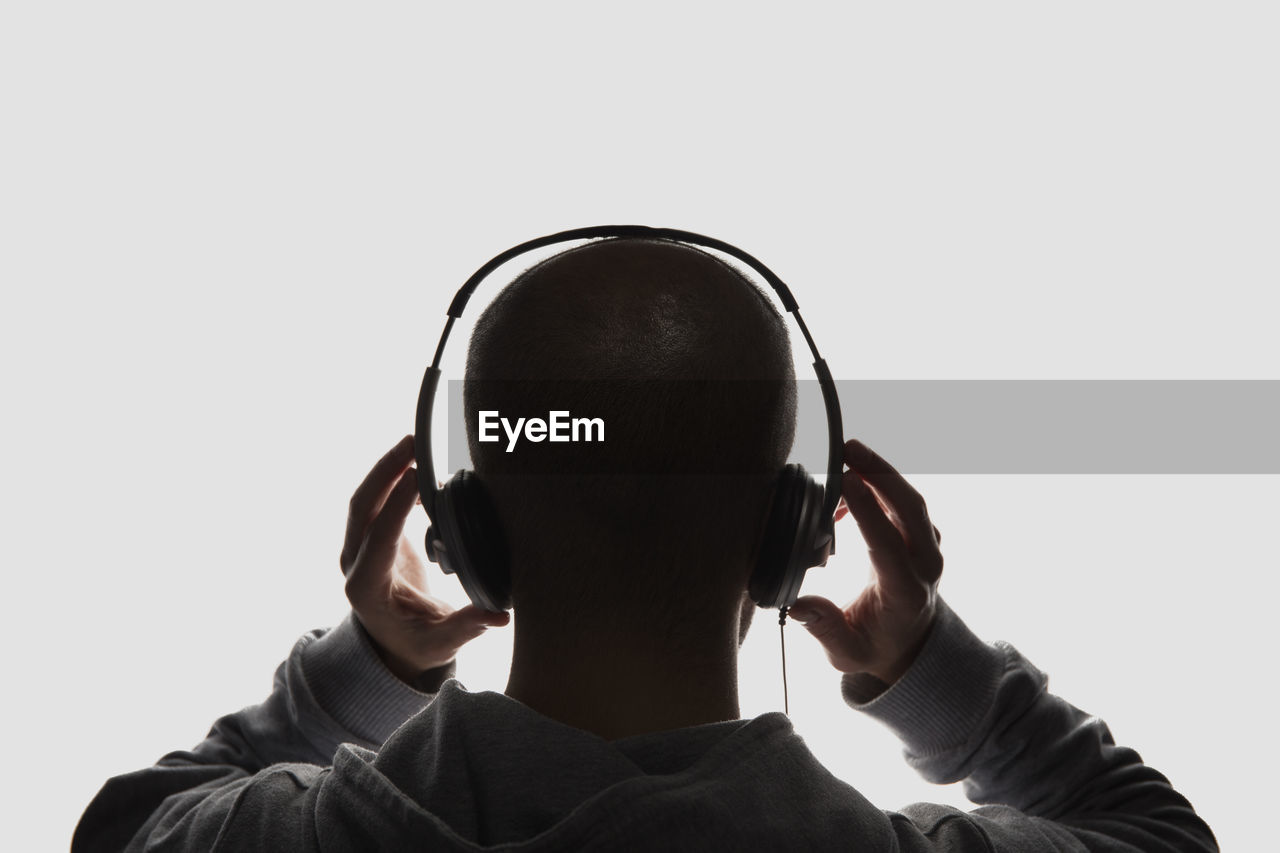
[431,470,512,612]
[749,464,827,609]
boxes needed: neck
[504,611,743,741]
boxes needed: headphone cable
[779,605,790,716]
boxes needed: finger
[341,435,415,570]
[843,469,932,596]
[844,440,935,551]
[348,467,420,584]
[843,439,919,517]
[449,603,512,629]
[434,605,511,649]
[787,595,869,670]
[841,469,907,559]
[863,478,908,541]
[833,495,849,523]
[788,595,842,624]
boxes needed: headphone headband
[415,225,843,545]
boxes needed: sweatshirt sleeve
[71,612,446,853]
[842,598,1218,852]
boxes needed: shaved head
[464,238,797,646]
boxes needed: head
[463,238,797,656]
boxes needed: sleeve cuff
[299,611,440,746]
[841,597,1006,757]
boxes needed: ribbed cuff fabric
[841,597,1005,758]
[300,611,437,747]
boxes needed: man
[74,239,1217,851]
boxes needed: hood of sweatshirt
[312,679,894,852]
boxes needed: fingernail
[789,608,818,624]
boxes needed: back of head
[464,238,797,643]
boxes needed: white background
[2,3,1274,850]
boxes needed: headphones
[414,225,844,614]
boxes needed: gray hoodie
[72,599,1217,851]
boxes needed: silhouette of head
[464,238,797,648]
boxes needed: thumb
[464,604,512,629]
[788,595,844,628]
[440,604,511,642]
[788,595,859,654]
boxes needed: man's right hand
[340,435,510,686]
[789,439,943,686]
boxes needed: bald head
[466,239,790,380]
[463,238,797,640]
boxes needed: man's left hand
[340,435,510,686]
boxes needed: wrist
[843,599,1011,758]
[371,637,457,692]
[300,612,438,746]
[868,609,938,684]
[351,611,457,692]
[371,641,421,685]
